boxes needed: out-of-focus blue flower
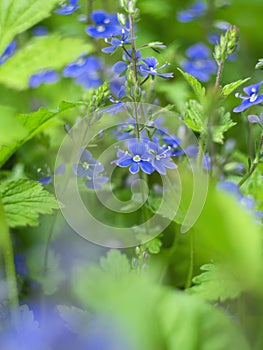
[37,163,65,185]
[102,29,132,54]
[29,69,60,88]
[63,56,103,89]
[138,57,173,79]
[248,113,263,127]
[182,43,216,82]
[0,40,17,65]
[234,82,263,113]
[113,141,154,174]
[148,141,177,175]
[32,26,48,36]
[14,254,29,278]
[86,10,122,38]
[162,135,184,156]
[73,149,108,190]
[55,0,79,15]
[177,2,206,23]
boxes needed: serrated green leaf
[190,263,243,301]
[0,105,28,145]
[184,100,206,133]
[0,35,92,90]
[100,250,131,276]
[212,108,236,143]
[178,68,206,100]
[222,78,250,97]
[0,0,58,54]
[0,179,59,227]
[0,100,86,168]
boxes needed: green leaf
[222,78,250,97]
[100,250,131,276]
[0,35,92,90]
[0,100,86,168]
[190,263,243,301]
[0,179,59,227]
[255,59,263,69]
[184,100,206,133]
[0,0,58,54]
[212,108,236,143]
[0,105,28,145]
[178,68,206,100]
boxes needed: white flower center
[82,162,89,170]
[104,19,110,24]
[150,67,156,73]
[97,25,106,33]
[250,93,258,102]
[133,155,141,162]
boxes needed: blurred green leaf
[0,179,59,227]
[190,263,243,301]
[0,35,92,90]
[0,0,58,54]
[184,100,206,133]
[57,305,91,335]
[222,78,250,96]
[212,108,236,143]
[0,105,28,145]
[178,68,206,100]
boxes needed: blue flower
[86,10,122,38]
[73,149,108,189]
[182,43,216,82]
[138,57,173,79]
[102,29,132,54]
[63,56,102,89]
[148,141,177,175]
[177,2,206,23]
[55,0,79,15]
[112,50,142,76]
[0,40,16,65]
[113,141,154,174]
[32,26,48,36]
[233,82,263,113]
[29,69,60,88]
[248,113,263,127]
[162,135,184,156]
[37,163,65,185]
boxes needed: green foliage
[222,78,250,96]
[0,0,58,54]
[190,263,243,301]
[177,68,206,100]
[0,105,28,145]
[255,58,263,69]
[57,305,91,335]
[213,25,239,64]
[0,35,92,90]
[212,108,236,143]
[0,179,59,227]
[0,100,85,168]
[184,100,206,133]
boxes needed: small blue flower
[0,40,16,65]
[32,26,48,36]
[63,56,102,89]
[73,149,108,190]
[177,2,206,23]
[102,29,132,54]
[148,141,177,175]
[233,82,263,113]
[162,135,184,156]
[29,69,60,88]
[113,141,154,174]
[55,0,79,15]
[86,10,122,38]
[37,163,65,185]
[182,43,216,82]
[248,113,263,127]
[138,57,173,79]
[112,50,142,76]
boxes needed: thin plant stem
[0,198,19,316]
[185,229,195,289]
[215,60,224,88]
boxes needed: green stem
[215,60,224,88]
[0,197,19,313]
[185,229,195,289]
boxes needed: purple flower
[86,10,122,38]
[113,141,154,174]
[55,0,79,15]
[29,69,60,88]
[233,82,263,113]
[138,57,173,79]
[102,29,132,54]
[63,56,103,89]
[0,40,16,65]
[73,149,108,190]
[182,43,216,82]
[148,141,177,175]
[248,113,263,127]
[177,2,206,23]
